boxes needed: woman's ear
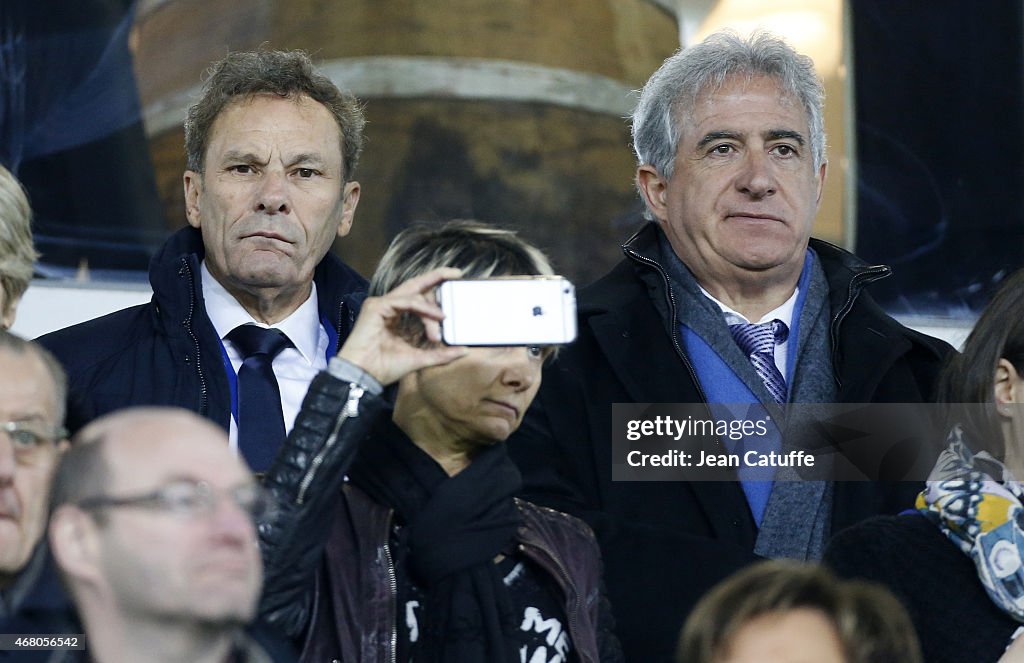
[995,358,1022,417]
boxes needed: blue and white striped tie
[729,320,789,404]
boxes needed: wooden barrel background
[132,0,680,283]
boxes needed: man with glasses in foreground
[0,330,72,650]
[47,407,288,663]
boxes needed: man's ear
[636,166,670,225]
[336,180,360,239]
[49,505,102,584]
[814,160,828,208]
[995,358,1022,415]
[183,171,203,229]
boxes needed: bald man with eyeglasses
[47,407,294,663]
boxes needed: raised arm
[257,268,466,636]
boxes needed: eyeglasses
[1,420,66,463]
[76,479,277,522]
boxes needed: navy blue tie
[729,320,789,404]
[227,325,292,472]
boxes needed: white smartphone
[436,277,577,346]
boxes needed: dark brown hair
[937,268,1024,457]
[677,560,921,663]
[184,49,365,182]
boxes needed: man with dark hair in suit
[39,50,367,473]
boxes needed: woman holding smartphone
[257,220,621,663]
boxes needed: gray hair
[369,220,555,346]
[0,165,38,319]
[184,49,366,182]
[632,31,826,217]
[0,330,67,428]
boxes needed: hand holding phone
[436,277,577,347]
[336,268,468,385]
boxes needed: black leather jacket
[258,371,621,663]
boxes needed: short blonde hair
[0,165,38,319]
[370,220,554,297]
[369,220,557,350]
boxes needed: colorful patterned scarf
[917,427,1024,621]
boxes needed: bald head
[50,407,244,517]
[48,406,263,648]
[78,406,226,448]
[0,330,66,427]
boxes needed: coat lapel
[588,298,694,405]
[835,309,913,402]
[585,281,757,548]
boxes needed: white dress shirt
[699,285,799,379]
[201,261,329,451]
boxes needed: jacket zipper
[336,299,349,340]
[518,540,592,663]
[383,535,398,663]
[179,259,208,416]
[829,265,891,388]
[624,248,710,404]
[296,385,364,504]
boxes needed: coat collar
[147,226,367,335]
[593,223,946,401]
